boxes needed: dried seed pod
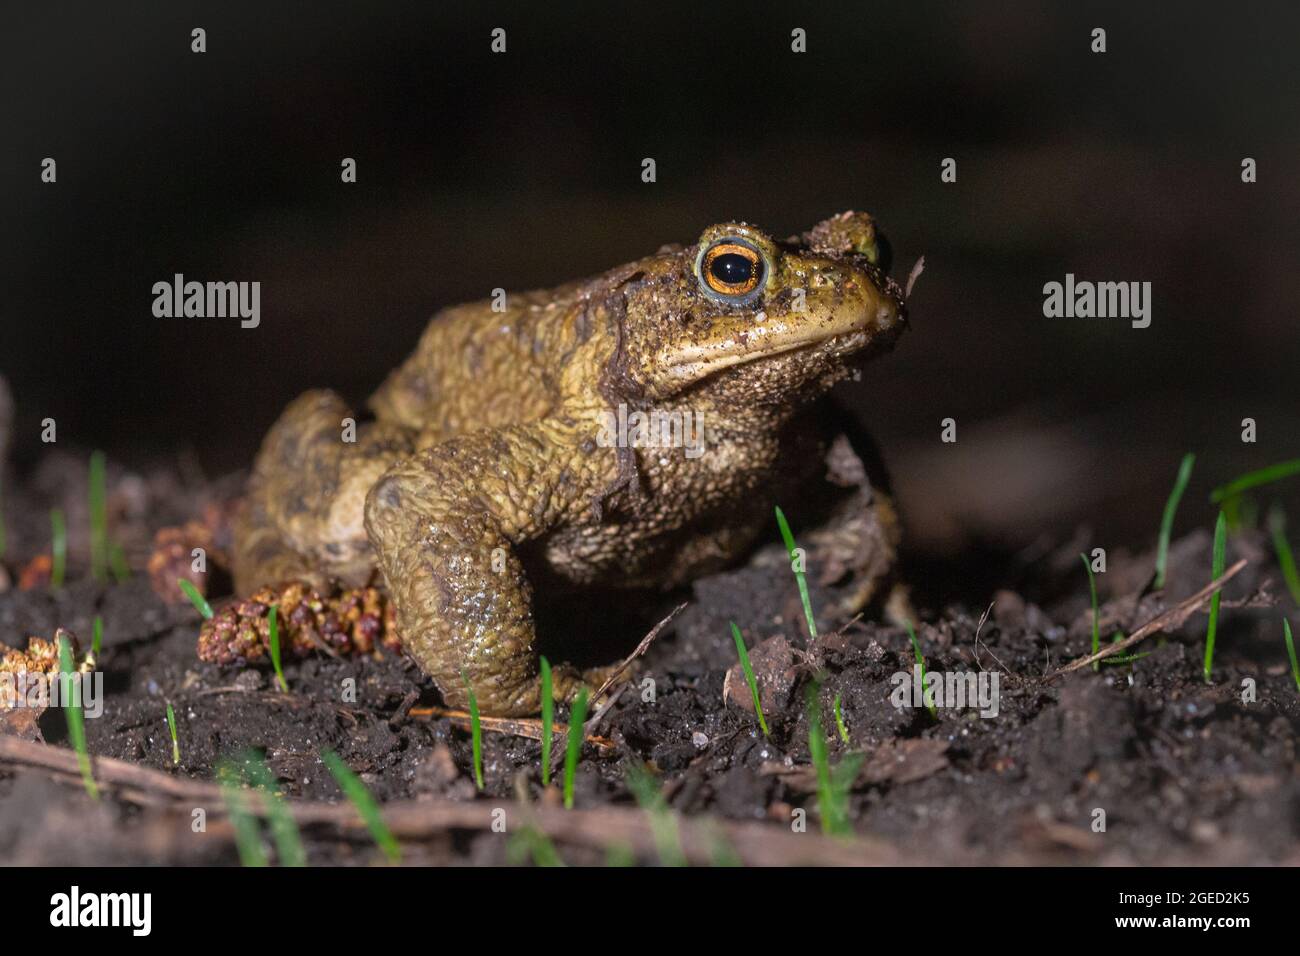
[1,629,82,710]
[196,581,401,666]
[147,520,217,605]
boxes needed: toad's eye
[698,239,766,302]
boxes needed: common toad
[232,212,908,715]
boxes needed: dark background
[3,0,1298,558]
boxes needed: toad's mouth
[659,298,898,382]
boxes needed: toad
[231,212,909,715]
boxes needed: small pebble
[691,731,709,749]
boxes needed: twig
[0,735,902,866]
[971,599,1015,677]
[590,602,686,704]
[544,602,686,779]
[1047,558,1247,678]
[407,705,615,750]
[585,682,627,736]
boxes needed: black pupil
[710,252,755,287]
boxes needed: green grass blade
[827,751,865,837]
[166,701,180,765]
[217,761,267,867]
[58,633,98,800]
[807,682,860,837]
[774,505,818,639]
[1154,453,1194,589]
[563,688,588,809]
[320,749,401,863]
[108,542,131,583]
[1081,553,1100,670]
[1203,511,1227,684]
[605,843,636,867]
[461,669,484,790]
[91,615,103,658]
[729,621,769,736]
[89,450,108,582]
[626,763,686,866]
[242,753,306,867]
[540,656,554,787]
[807,684,832,833]
[1210,458,1300,503]
[1267,505,1300,605]
[904,622,937,718]
[1283,619,1299,694]
[508,826,565,867]
[50,508,66,588]
[833,692,850,745]
[268,605,287,692]
[177,578,213,619]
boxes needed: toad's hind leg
[364,420,612,716]
[232,389,416,594]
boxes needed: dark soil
[1,452,1298,866]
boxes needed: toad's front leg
[363,420,612,716]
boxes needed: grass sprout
[729,621,769,736]
[321,748,401,864]
[461,668,484,790]
[1267,505,1300,605]
[241,752,306,867]
[507,826,565,867]
[1203,510,1227,684]
[605,843,636,867]
[217,761,267,867]
[1154,453,1195,589]
[86,615,103,670]
[165,701,180,765]
[1283,619,1299,694]
[774,505,818,639]
[904,622,937,719]
[108,542,131,583]
[626,763,686,866]
[268,605,287,692]
[833,692,850,745]
[1210,457,1300,504]
[177,578,212,619]
[58,632,98,800]
[563,688,588,809]
[806,683,863,837]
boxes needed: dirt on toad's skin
[1,455,1298,866]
